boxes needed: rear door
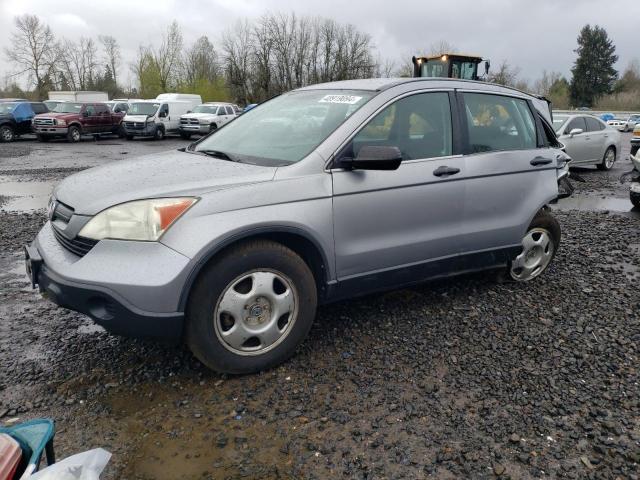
[95,104,111,132]
[458,91,558,254]
[332,90,466,280]
[83,104,98,133]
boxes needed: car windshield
[194,90,374,165]
[52,103,83,113]
[629,115,640,121]
[129,103,160,115]
[553,115,568,133]
[193,105,219,114]
[0,103,17,114]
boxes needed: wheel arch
[178,226,332,311]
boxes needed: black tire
[631,191,640,209]
[36,134,49,142]
[125,134,134,140]
[179,131,192,140]
[117,125,126,138]
[597,146,616,171]
[67,125,81,143]
[153,126,165,140]
[0,125,15,142]
[631,145,639,156]
[506,210,560,282]
[209,123,218,133]
[186,240,317,374]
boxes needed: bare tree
[3,14,57,97]
[99,35,121,86]
[151,21,183,90]
[221,20,254,103]
[428,40,457,56]
[183,36,220,86]
[488,60,521,87]
[56,37,99,90]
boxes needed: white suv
[179,103,239,139]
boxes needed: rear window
[464,93,537,153]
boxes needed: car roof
[296,77,540,99]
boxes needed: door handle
[530,157,553,166]
[433,166,461,177]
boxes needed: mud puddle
[0,178,55,212]
[553,193,640,217]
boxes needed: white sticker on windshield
[319,95,363,104]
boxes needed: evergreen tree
[570,25,618,107]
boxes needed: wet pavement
[1,133,639,479]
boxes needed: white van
[122,100,195,140]
[156,93,202,108]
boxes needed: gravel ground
[1,137,639,479]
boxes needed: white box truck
[48,91,109,102]
[122,99,196,140]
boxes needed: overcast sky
[1,0,639,89]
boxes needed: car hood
[181,112,218,120]
[54,150,278,215]
[123,114,152,122]
[36,112,78,119]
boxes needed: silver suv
[179,103,239,139]
[25,78,569,374]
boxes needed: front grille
[34,118,54,126]
[180,118,199,125]
[52,225,97,257]
[125,121,145,129]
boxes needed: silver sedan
[553,114,622,170]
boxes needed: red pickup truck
[32,102,125,142]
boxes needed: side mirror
[159,111,167,118]
[343,145,402,171]
[82,111,89,117]
[186,110,192,114]
[569,128,583,137]
[484,60,490,75]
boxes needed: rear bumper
[25,223,189,342]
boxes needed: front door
[457,91,559,253]
[332,91,465,281]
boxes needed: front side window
[346,92,452,161]
[216,107,225,115]
[85,105,96,116]
[193,89,374,165]
[464,93,536,153]
[565,117,587,134]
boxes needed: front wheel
[67,125,81,143]
[186,240,317,374]
[631,189,640,209]
[0,125,15,142]
[153,126,165,140]
[597,146,616,171]
[509,211,560,282]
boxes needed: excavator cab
[412,54,489,81]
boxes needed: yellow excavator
[412,54,489,81]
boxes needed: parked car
[123,99,196,140]
[0,101,48,142]
[607,117,630,132]
[178,102,239,139]
[599,112,615,122]
[0,98,28,102]
[626,114,640,131]
[624,152,640,208]
[104,101,129,114]
[553,114,621,170]
[25,78,570,374]
[243,103,258,113]
[32,102,125,142]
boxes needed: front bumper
[124,123,156,137]
[25,223,190,341]
[33,126,69,135]
[179,124,210,134]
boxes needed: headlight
[78,197,198,241]
[56,119,66,126]
[199,120,210,125]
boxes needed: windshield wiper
[196,149,239,162]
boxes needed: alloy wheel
[510,228,555,281]
[214,269,298,356]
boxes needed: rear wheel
[509,211,560,282]
[67,125,81,143]
[0,125,15,142]
[631,190,640,209]
[186,240,317,374]
[597,146,616,171]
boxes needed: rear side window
[96,104,109,114]
[585,117,605,132]
[348,92,452,161]
[566,117,587,134]
[225,106,234,115]
[464,93,537,153]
